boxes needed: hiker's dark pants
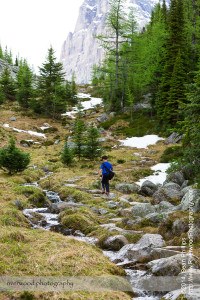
[101,174,110,192]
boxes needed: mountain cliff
[60,0,165,84]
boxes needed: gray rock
[115,234,166,263]
[10,117,16,121]
[110,112,116,117]
[54,139,60,145]
[131,203,156,217]
[145,212,168,223]
[115,182,140,194]
[180,189,200,212]
[119,195,133,202]
[139,180,158,197]
[172,218,189,235]
[102,235,128,250]
[87,189,102,194]
[97,138,107,142]
[50,225,72,235]
[74,230,85,237]
[120,208,133,218]
[164,132,183,145]
[97,113,109,123]
[50,202,79,213]
[152,185,184,205]
[165,171,185,186]
[98,208,108,215]
[147,254,199,276]
[163,182,181,190]
[162,288,200,300]
[106,201,118,209]
[158,201,175,212]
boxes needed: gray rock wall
[60,0,170,84]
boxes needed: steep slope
[60,0,167,84]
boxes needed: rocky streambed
[21,167,200,300]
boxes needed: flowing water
[22,170,164,299]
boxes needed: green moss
[98,111,160,137]
[18,186,50,207]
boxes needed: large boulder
[115,234,166,264]
[147,253,199,276]
[164,132,183,145]
[164,171,185,186]
[180,189,200,212]
[139,180,158,197]
[49,202,79,213]
[97,113,109,123]
[158,201,175,212]
[131,203,156,217]
[115,182,140,194]
[102,235,129,251]
[145,212,168,223]
[152,184,184,205]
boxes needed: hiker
[99,155,113,196]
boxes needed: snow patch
[3,124,46,138]
[136,163,171,186]
[119,135,164,149]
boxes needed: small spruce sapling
[0,137,30,174]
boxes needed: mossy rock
[20,140,33,147]
[19,186,50,207]
[43,127,58,133]
[59,207,102,235]
[42,140,55,146]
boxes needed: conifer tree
[0,84,5,104]
[0,137,30,174]
[84,123,101,160]
[73,105,85,160]
[17,60,35,108]
[61,139,74,165]
[0,66,16,100]
[37,46,67,118]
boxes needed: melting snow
[3,123,46,138]
[62,93,102,118]
[119,135,164,149]
[136,163,171,186]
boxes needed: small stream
[22,170,165,299]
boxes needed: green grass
[98,111,160,137]
[160,146,184,163]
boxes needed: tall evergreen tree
[17,60,35,108]
[0,66,16,100]
[37,46,67,118]
[84,123,101,160]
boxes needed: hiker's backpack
[103,163,115,180]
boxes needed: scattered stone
[10,117,16,121]
[172,218,189,236]
[98,138,107,142]
[50,225,72,236]
[49,202,79,213]
[74,230,85,237]
[115,183,140,194]
[158,201,175,212]
[98,208,108,215]
[147,253,199,276]
[102,235,129,251]
[97,113,109,123]
[145,212,168,223]
[106,201,118,209]
[54,139,60,145]
[164,132,183,145]
[152,184,184,205]
[87,189,102,194]
[131,203,156,217]
[165,171,185,186]
[119,195,133,202]
[139,180,158,197]
[120,208,132,218]
[63,184,78,188]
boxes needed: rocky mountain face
[0,58,18,80]
[60,0,166,84]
